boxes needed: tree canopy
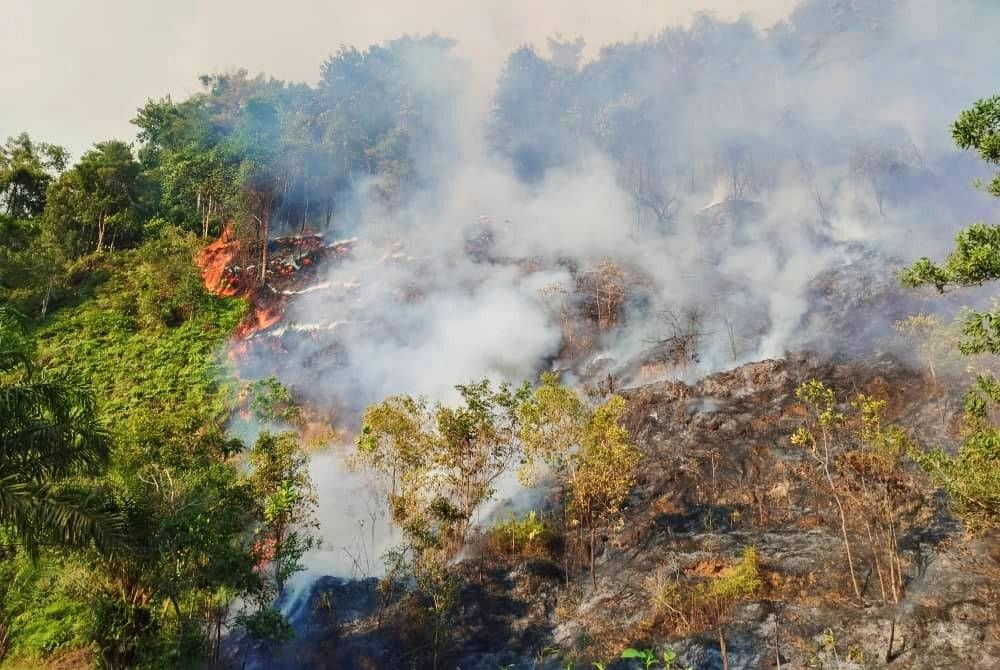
[901,95,1000,526]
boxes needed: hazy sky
[1,0,799,157]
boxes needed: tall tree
[44,141,151,256]
[248,431,319,596]
[901,95,1000,526]
[518,374,642,586]
[357,380,530,560]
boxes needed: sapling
[620,647,690,670]
[791,381,861,600]
[621,647,659,669]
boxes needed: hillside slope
[238,354,999,669]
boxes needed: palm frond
[1,305,115,556]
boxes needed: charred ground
[235,353,998,670]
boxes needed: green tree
[0,306,116,557]
[248,431,319,596]
[84,455,258,670]
[357,380,530,560]
[951,95,1000,196]
[900,94,1000,527]
[357,379,537,669]
[568,395,642,588]
[0,214,65,315]
[0,134,70,315]
[0,133,68,220]
[518,373,642,586]
[43,140,151,257]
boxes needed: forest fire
[195,226,240,297]
[195,227,356,346]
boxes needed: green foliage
[33,229,246,450]
[621,648,659,669]
[0,305,118,557]
[517,372,587,485]
[249,431,320,595]
[911,428,1000,525]
[899,226,1000,372]
[357,379,531,559]
[0,221,260,666]
[0,216,64,315]
[707,546,762,602]
[569,394,642,532]
[132,37,460,247]
[0,37,466,668]
[679,546,763,625]
[620,647,690,670]
[486,510,558,559]
[517,374,642,584]
[247,376,302,424]
[639,548,758,669]
[357,375,639,664]
[43,140,153,257]
[413,557,461,669]
[952,95,1000,196]
[0,133,68,220]
[900,96,1000,528]
[0,134,72,314]
[0,558,92,659]
[236,608,294,646]
[900,223,1000,293]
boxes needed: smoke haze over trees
[3,0,1000,667]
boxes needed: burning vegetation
[6,2,1000,670]
[196,226,357,344]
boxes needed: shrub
[485,511,560,559]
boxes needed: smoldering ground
[239,0,1000,583]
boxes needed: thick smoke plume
[239,0,1000,582]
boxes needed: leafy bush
[1,558,94,660]
[485,511,560,559]
[247,376,303,425]
[237,608,294,646]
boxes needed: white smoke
[238,0,1000,581]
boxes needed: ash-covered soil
[235,353,999,670]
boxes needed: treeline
[0,35,460,315]
[2,0,969,318]
[4,0,968,318]
[488,0,949,232]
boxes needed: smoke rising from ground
[269,1,999,403]
[231,0,1000,579]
